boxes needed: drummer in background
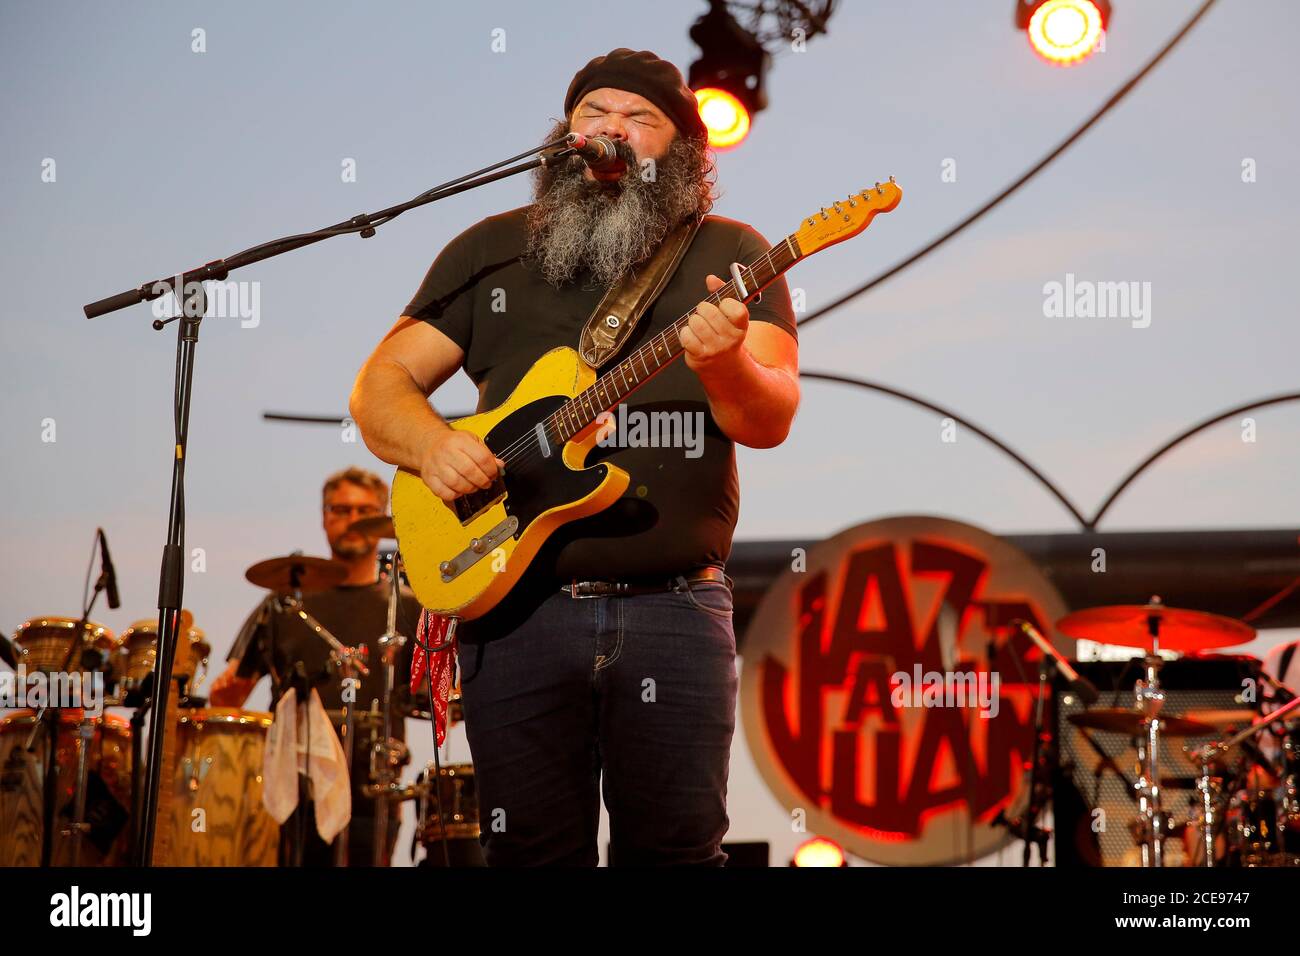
[208,466,423,867]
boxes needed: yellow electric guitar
[392,179,902,619]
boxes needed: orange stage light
[1026,0,1106,66]
[791,836,847,867]
[695,87,751,150]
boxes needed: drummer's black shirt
[401,205,797,584]
[228,581,423,747]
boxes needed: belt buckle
[685,566,730,591]
[567,579,610,599]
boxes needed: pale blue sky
[2,0,1296,864]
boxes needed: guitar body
[392,346,630,619]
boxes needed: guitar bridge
[439,515,519,582]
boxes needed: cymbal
[245,555,347,594]
[347,514,396,539]
[1056,603,1254,652]
[1181,709,1259,728]
[1068,708,1215,737]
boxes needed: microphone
[97,528,121,610]
[562,132,622,170]
[1008,619,1100,705]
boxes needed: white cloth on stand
[261,687,352,842]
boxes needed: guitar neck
[548,232,804,442]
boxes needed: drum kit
[8,537,1296,869]
[0,515,480,868]
[1052,597,1300,867]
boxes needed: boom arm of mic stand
[84,136,570,320]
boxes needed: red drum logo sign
[740,516,1072,865]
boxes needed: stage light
[695,87,751,149]
[688,1,769,150]
[685,2,835,148]
[791,836,847,867]
[1016,0,1110,67]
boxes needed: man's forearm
[350,360,453,472]
[694,347,800,449]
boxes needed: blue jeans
[455,575,737,866]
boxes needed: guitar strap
[578,213,703,370]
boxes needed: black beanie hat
[564,48,707,142]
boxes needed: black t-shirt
[401,205,797,583]
[228,581,424,746]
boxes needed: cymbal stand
[1134,604,1168,867]
[1188,692,1300,867]
[371,549,408,865]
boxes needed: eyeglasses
[324,503,382,519]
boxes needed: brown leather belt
[562,565,731,599]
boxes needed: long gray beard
[526,123,711,289]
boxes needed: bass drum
[0,709,132,866]
[165,708,278,866]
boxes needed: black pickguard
[451,396,610,535]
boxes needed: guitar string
[476,239,792,483]
[446,195,881,508]
[478,240,794,482]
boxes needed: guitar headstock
[793,177,902,257]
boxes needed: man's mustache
[568,138,640,181]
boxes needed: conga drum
[165,708,278,866]
[0,709,132,866]
[416,763,480,841]
[116,615,210,696]
[12,616,117,673]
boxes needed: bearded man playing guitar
[350,48,799,866]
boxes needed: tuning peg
[888,174,896,183]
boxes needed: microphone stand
[989,620,1059,866]
[990,652,1055,866]
[87,133,585,867]
[34,553,111,866]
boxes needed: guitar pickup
[451,477,506,525]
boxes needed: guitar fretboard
[547,232,803,444]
